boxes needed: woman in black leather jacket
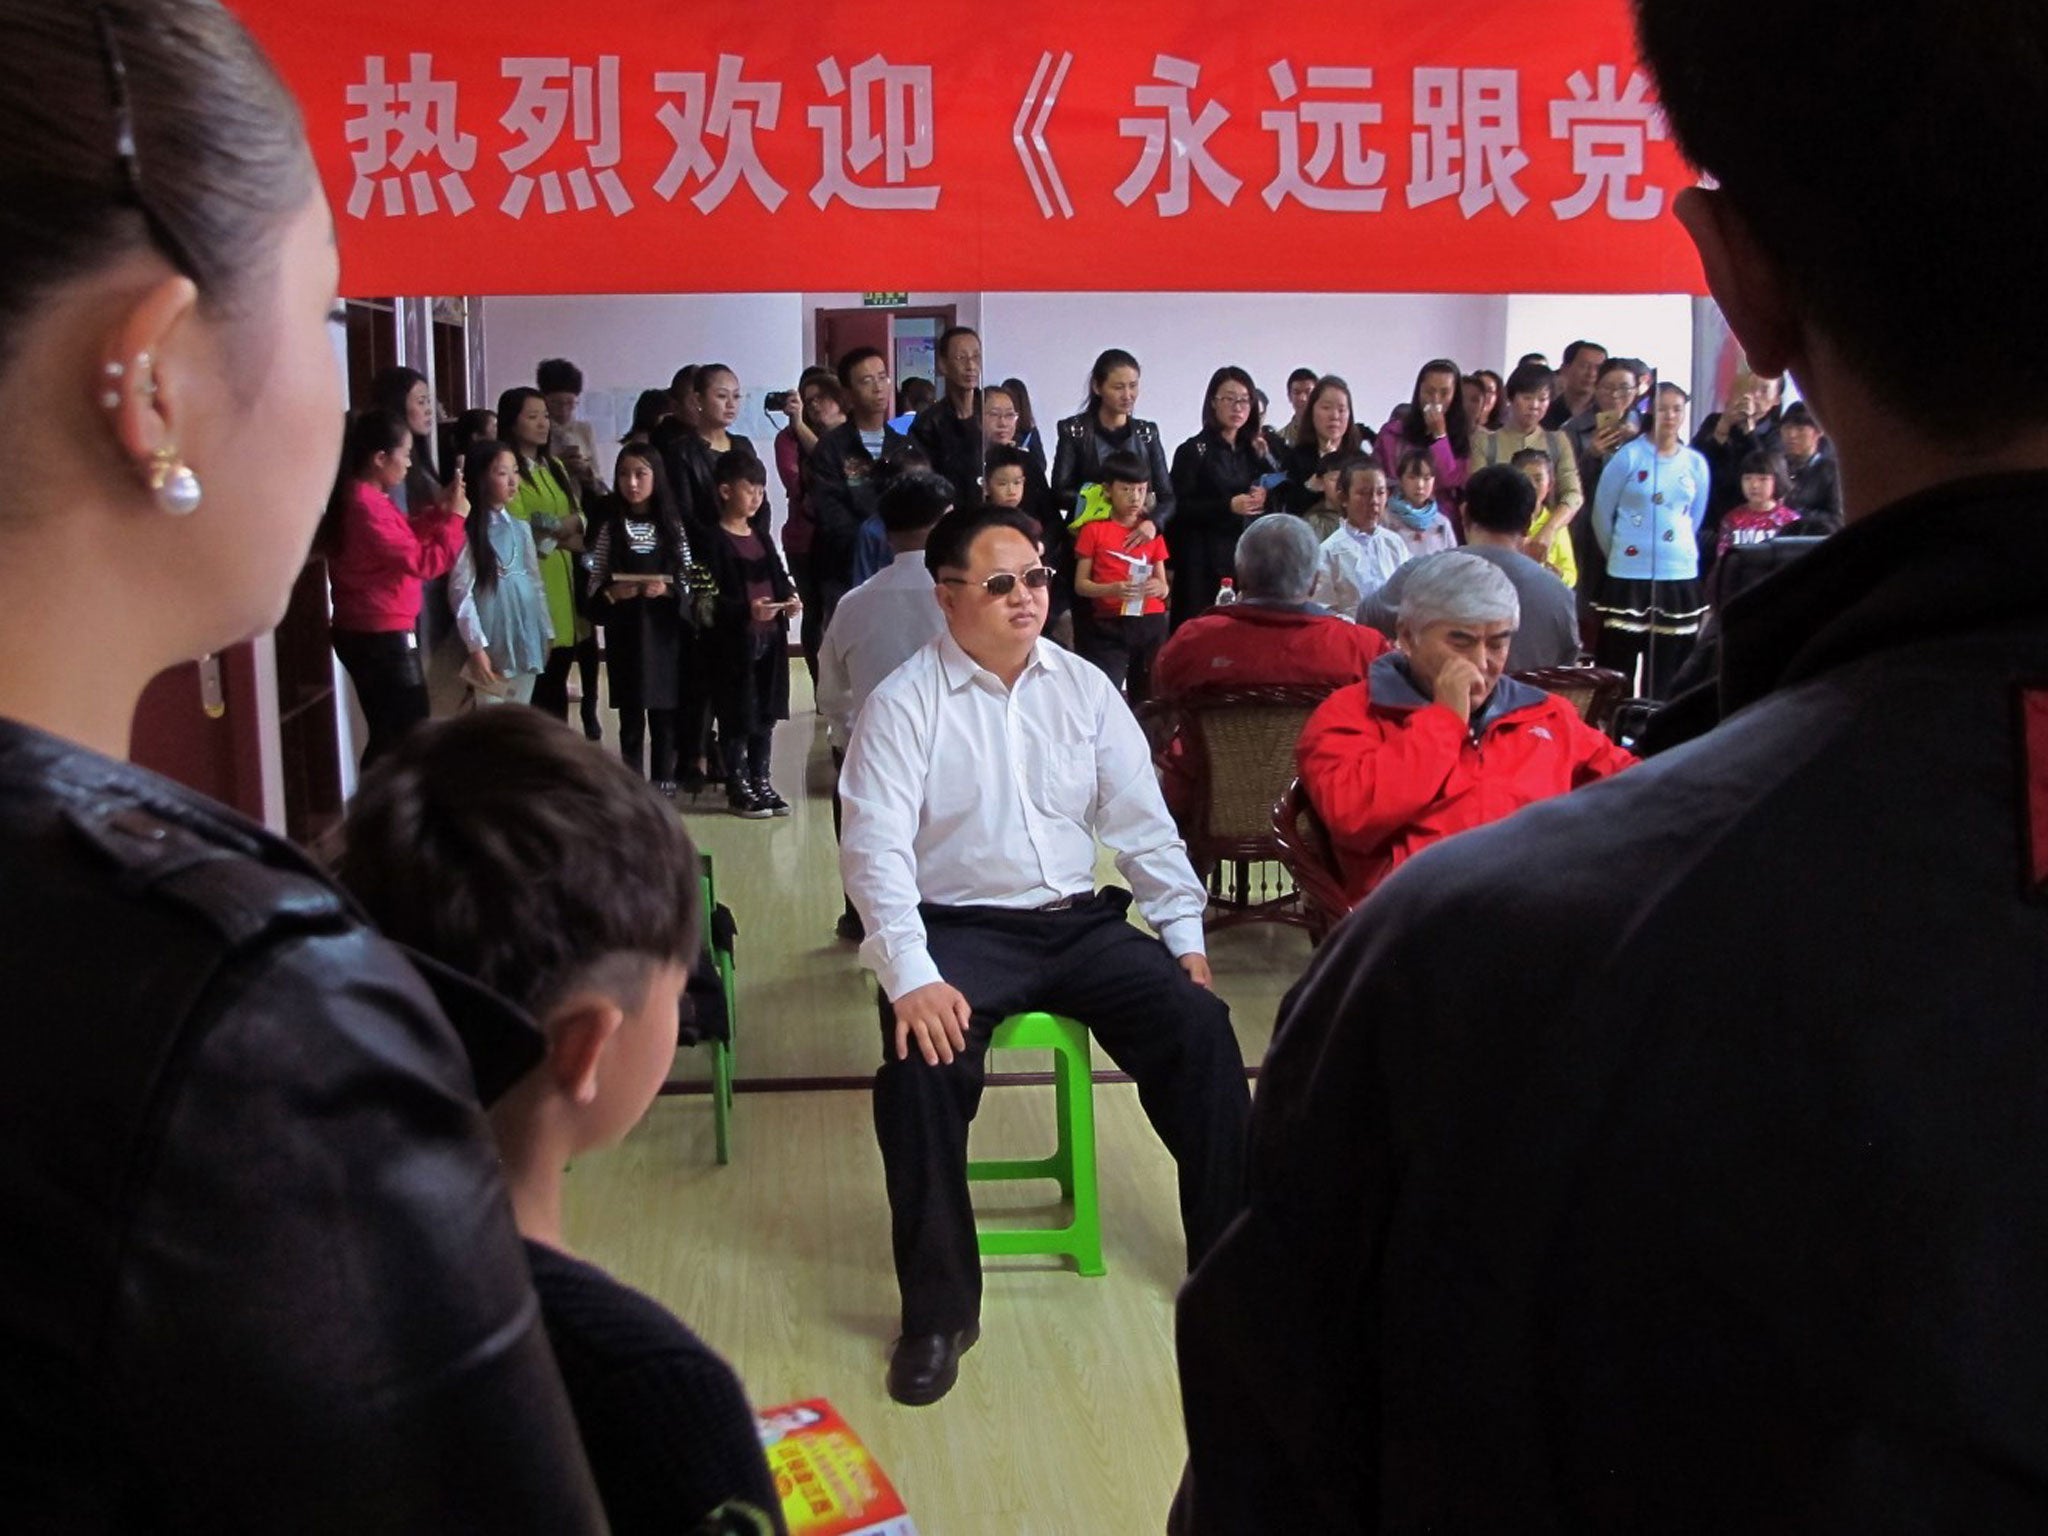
[1167,366,1283,627]
[1049,349,1177,644]
[1048,348,1178,533]
[0,3,604,1529]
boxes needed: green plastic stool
[699,854,734,1166]
[967,1011,1105,1277]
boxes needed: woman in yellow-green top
[499,387,598,735]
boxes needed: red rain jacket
[1299,654,1634,904]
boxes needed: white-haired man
[1296,551,1633,905]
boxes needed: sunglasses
[940,564,1056,597]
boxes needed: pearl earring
[148,447,202,516]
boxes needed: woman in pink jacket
[1377,357,1475,536]
[324,409,467,764]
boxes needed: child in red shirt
[1073,450,1171,702]
[1715,449,1803,559]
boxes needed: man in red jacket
[1152,515,1385,697]
[1299,551,1632,904]
[1151,515,1386,826]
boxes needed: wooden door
[815,308,891,374]
[129,648,266,821]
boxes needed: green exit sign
[862,292,909,307]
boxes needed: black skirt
[1590,576,1708,637]
[604,598,688,711]
[597,538,687,710]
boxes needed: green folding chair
[699,852,735,1165]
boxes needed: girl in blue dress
[450,440,554,706]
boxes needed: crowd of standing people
[10,0,2048,1531]
[320,324,1847,794]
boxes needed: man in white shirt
[818,470,955,943]
[840,507,1251,1407]
[816,472,954,747]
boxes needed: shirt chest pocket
[1030,731,1097,821]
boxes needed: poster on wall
[227,0,1706,297]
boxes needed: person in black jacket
[1167,366,1282,626]
[808,346,909,633]
[1777,399,1844,533]
[340,708,784,1536]
[673,363,768,541]
[1049,349,1176,642]
[583,444,696,794]
[0,2,605,1527]
[650,363,701,513]
[1049,347,1177,533]
[1279,374,1372,515]
[701,451,800,818]
[908,325,985,505]
[1691,367,1784,564]
[1174,1,2048,1530]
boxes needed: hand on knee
[892,983,971,1065]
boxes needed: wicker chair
[1270,779,1350,944]
[1508,665,1629,737]
[1142,684,1336,931]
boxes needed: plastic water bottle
[1214,577,1237,607]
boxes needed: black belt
[1037,891,1096,912]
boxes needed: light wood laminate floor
[567,1084,1203,1535]
[561,666,1313,1533]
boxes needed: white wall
[478,293,807,459]
[476,289,1700,460]
[981,292,1509,446]
[1503,293,1696,414]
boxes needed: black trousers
[332,629,428,768]
[872,892,1250,1335]
[719,730,772,783]
[532,637,605,735]
[816,571,851,639]
[618,709,678,781]
[788,550,823,684]
[1077,612,1168,705]
[532,646,573,720]
[575,634,602,735]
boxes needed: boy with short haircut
[982,443,1030,511]
[339,708,783,1536]
[1299,449,1350,542]
[1072,449,1172,702]
[986,440,1076,647]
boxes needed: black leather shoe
[886,1323,979,1406]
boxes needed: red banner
[227,1,1705,297]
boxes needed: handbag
[679,560,720,631]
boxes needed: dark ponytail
[317,410,411,556]
[1078,348,1141,415]
[0,1,312,378]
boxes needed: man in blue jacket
[1174,0,2048,1528]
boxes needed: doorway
[814,304,957,400]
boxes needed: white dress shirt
[816,549,950,744]
[840,630,1209,1000]
[1309,522,1410,616]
